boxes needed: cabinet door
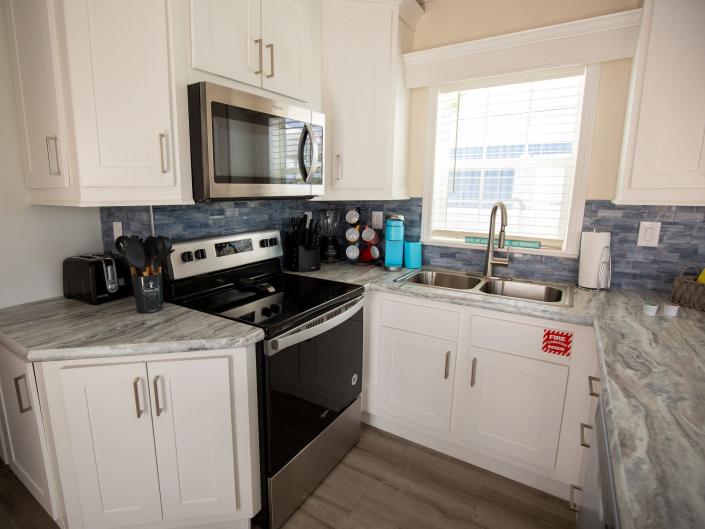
[63,0,175,188]
[617,0,705,204]
[377,327,456,432]
[261,0,309,101]
[326,1,392,189]
[458,346,568,470]
[190,0,262,88]
[0,347,57,518]
[7,0,69,189]
[148,358,237,521]
[61,363,162,529]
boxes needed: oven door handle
[266,295,364,356]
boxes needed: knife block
[285,232,321,272]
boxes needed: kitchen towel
[578,231,611,290]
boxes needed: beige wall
[0,5,103,309]
[407,0,639,199]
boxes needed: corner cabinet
[6,0,192,206]
[319,0,423,200]
[35,348,260,529]
[614,0,705,205]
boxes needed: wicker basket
[671,266,705,311]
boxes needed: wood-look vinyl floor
[0,425,576,529]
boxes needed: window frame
[421,64,601,258]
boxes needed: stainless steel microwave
[188,82,324,201]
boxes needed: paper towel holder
[578,228,612,292]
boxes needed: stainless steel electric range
[164,230,364,529]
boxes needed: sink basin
[479,278,567,303]
[398,270,483,290]
[395,268,573,307]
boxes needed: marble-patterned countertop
[291,262,705,529]
[0,297,264,362]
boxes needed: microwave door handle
[297,125,310,182]
[307,123,320,179]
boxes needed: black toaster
[63,254,131,304]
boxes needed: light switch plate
[112,221,122,241]
[372,211,384,230]
[637,221,661,247]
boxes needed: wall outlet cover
[372,211,384,230]
[637,221,661,247]
[112,221,122,241]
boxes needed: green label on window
[464,237,541,249]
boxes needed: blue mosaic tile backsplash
[100,199,705,292]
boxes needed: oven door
[261,296,363,477]
[189,82,324,200]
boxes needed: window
[425,67,594,254]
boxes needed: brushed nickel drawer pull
[443,351,450,379]
[254,38,263,74]
[158,133,168,173]
[580,422,593,448]
[133,377,143,419]
[13,374,32,414]
[153,375,164,417]
[569,484,582,512]
[470,357,477,387]
[588,375,600,397]
[45,136,61,175]
[266,43,274,78]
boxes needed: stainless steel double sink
[394,269,573,307]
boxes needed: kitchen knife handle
[153,375,164,417]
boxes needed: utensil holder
[285,241,321,272]
[132,275,163,314]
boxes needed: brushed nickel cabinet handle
[13,375,32,414]
[133,377,143,419]
[254,38,263,74]
[470,357,477,387]
[336,154,342,181]
[588,375,601,397]
[569,484,581,512]
[153,375,163,417]
[266,43,274,78]
[443,351,450,379]
[45,136,61,176]
[158,133,168,173]
[580,422,593,448]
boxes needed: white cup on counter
[663,303,680,318]
[642,303,658,317]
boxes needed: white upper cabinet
[190,0,262,87]
[6,0,192,206]
[615,0,705,205]
[190,0,315,102]
[320,0,423,200]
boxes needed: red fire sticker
[542,329,573,357]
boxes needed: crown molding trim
[403,9,642,88]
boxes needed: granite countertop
[292,262,705,529]
[0,297,264,362]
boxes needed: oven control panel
[167,230,282,280]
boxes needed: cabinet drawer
[470,315,572,364]
[380,298,459,340]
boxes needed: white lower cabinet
[0,345,59,519]
[148,358,237,521]
[456,346,568,471]
[61,363,164,529]
[377,327,456,432]
[367,292,597,500]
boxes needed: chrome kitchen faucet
[483,201,509,277]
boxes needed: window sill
[421,237,579,259]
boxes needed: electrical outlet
[305,211,313,223]
[372,211,384,230]
[112,221,123,240]
[637,221,661,247]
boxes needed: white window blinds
[430,70,586,248]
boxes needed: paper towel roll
[579,231,611,289]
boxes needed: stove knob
[261,306,272,318]
[271,304,281,314]
[181,251,194,263]
[195,249,207,260]
[260,239,269,248]
[268,237,278,246]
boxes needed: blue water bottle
[384,215,404,271]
